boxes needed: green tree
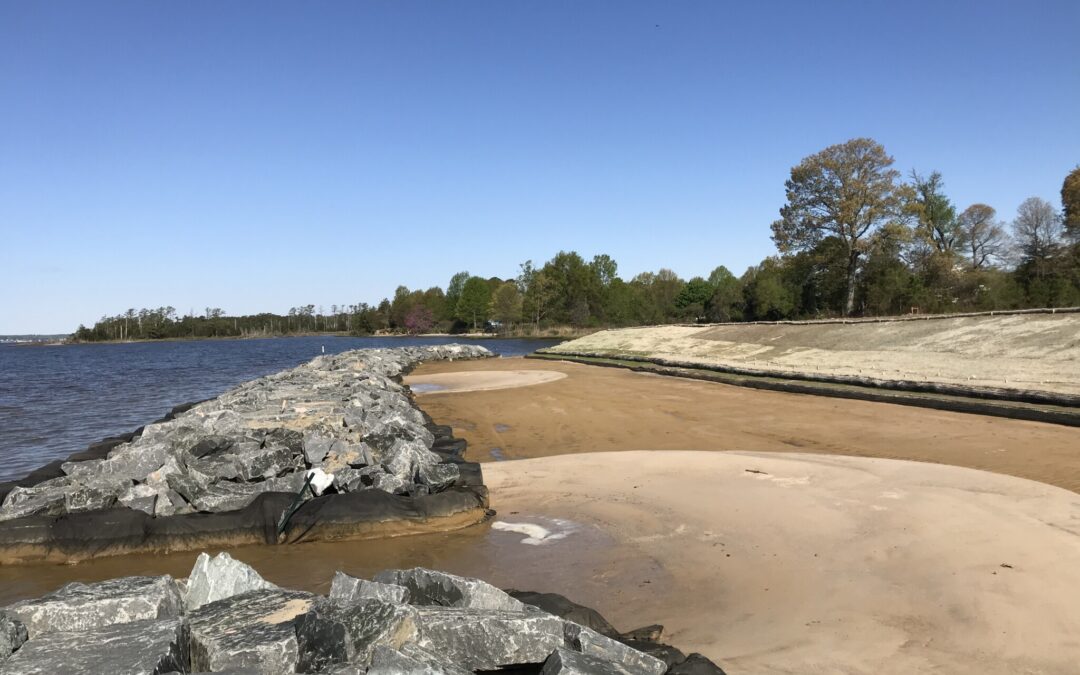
[674,277,712,320]
[909,170,959,253]
[742,259,796,320]
[490,282,523,328]
[771,138,907,315]
[444,271,470,321]
[1063,166,1080,240]
[456,276,491,329]
[704,266,742,322]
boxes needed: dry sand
[482,451,1080,674]
[544,313,1080,396]
[410,357,1080,493]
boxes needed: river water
[0,336,560,483]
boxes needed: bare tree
[1012,197,1064,265]
[957,204,1009,268]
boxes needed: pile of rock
[0,345,490,522]
[0,552,727,674]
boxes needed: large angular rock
[321,441,372,473]
[303,432,336,465]
[367,643,472,675]
[329,571,408,605]
[184,551,277,612]
[0,481,70,521]
[508,590,620,637]
[1,617,185,674]
[119,483,160,515]
[370,472,409,495]
[3,575,182,639]
[63,478,129,513]
[100,441,174,481]
[666,653,729,675]
[185,588,313,674]
[541,647,642,675]
[374,568,528,612]
[410,606,565,670]
[562,623,667,675]
[295,597,418,671]
[187,473,304,513]
[416,462,460,491]
[229,443,298,481]
[0,612,27,662]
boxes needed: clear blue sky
[2,1,1078,333]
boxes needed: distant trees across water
[73,142,1080,342]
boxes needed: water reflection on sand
[0,513,643,607]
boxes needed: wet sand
[410,357,1080,493]
[482,451,1080,674]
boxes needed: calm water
[0,336,559,483]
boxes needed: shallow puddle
[0,513,638,607]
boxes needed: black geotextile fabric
[0,485,490,561]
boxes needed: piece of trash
[745,469,767,475]
[305,468,335,496]
[1000,563,1014,569]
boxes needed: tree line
[73,139,1080,341]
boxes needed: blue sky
[2,1,1078,333]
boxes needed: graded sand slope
[482,451,1080,674]
[410,357,1080,494]
[544,313,1080,396]
[403,369,566,394]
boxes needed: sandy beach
[405,357,1080,673]
[408,356,1080,493]
[482,451,1080,674]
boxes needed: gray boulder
[666,653,729,674]
[0,612,27,662]
[118,483,160,515]
[329,571,408,605]
[184,551,277,612]
[3,575,182,639]
[563,623,667,675]
[64,479,129,513]
[374,568,528,612]
[367,643,472,675]
[1,617,185,674]
[0,481,69,521]
[303,432,336,465]
[542,647,641,675]
[185,588,314,674]
[230,443,298,481]
[295,597,418,671]
[371,472,410,495]
[100,441,174,481]
[410,606,565,670]
[417,462,460,491]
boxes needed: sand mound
[404,370,567,394]
[545,312,1080,396]
[482,450,1080,674]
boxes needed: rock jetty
[0,345,494,564]
[0,552,728,673]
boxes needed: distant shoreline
[46,330,577,346]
